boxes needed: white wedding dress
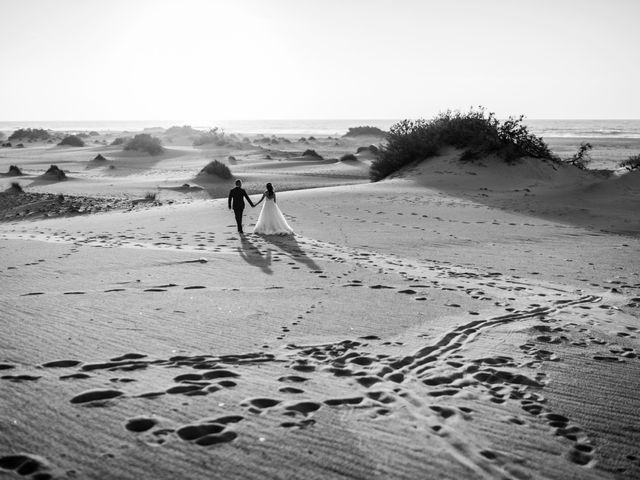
[253,195,294,235]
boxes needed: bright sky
[1,0,639,121]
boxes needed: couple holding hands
[228,180,294,236]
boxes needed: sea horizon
[2,119,640,139]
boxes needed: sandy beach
[1,129,639,480]
[0,127,640,479]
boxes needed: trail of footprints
[4,229,640,476]
[4,294,635,478]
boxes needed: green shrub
[340,153,358,161]
[58,135,85,147]
[344,126,387,137]
[370,108,554,181]
[619,154,640,171]
[199,159,232,179]
[10,182,23,193]
[9,128,50,141]
[565,142,592,170]
[124,134,164,155]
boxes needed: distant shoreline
[2,119,640,139]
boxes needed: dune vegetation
[58,135,85,147]
[343,126,387,137]
[370,108,555,181]
[193,128,229,147]
[124,134,164,155]
[111,137,129,146]
[619,154,640,171]
[198,159,232,180]
[8,128,51,142]
[302,149,323,159]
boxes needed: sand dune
[1,136,639,479]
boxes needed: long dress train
[253,197,294,235]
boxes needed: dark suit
[228,186,254,233]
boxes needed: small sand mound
[6,165,23,176]
[7,182,24,193]
[44,165,67,180]
[356,145,379,154]
[197,160,232,180]
[302,149,323,159]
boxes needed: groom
[228,179,255,234]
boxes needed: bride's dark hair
[266,183,274,197]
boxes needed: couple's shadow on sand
[237,234,320,275]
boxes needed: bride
[253,183,295,235]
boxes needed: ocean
[2,119,639,169]
[1,119,640,138]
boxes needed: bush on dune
[193,127,228,147]
[44,165,66,180]
[302,149,323,159]
[344,126,387,137]
[124,134,164,155]
[58,135,85,147]
[7,165,23,175]
[565,142,592,170]
[199,159,232,180]
[340,153,358,161]
[370,108,555,181]
[111,137,129,146]
[619,154,640,171]
[165,125,200,136]
[357,145,380,154]
[9,128,50,142]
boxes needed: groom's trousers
[233,207,244,233]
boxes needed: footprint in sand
[324,396,364,406]
[280,419,316,429]
[568,443,595,466]
[176,423,226,441]
[1,374,41,382]
[279,387,305,394]
[167,385,206,395]
[278,375,309,383]
[241,397,281,412]
[125,417,158,433]
[111,353,147,361]
[70,389,123,404]
[60,373,91,380]
[42,360,82,368]
[0,454,52,477]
